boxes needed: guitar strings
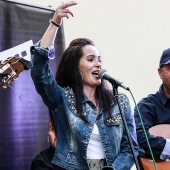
[10,57,21,65]
[7,84,14,90]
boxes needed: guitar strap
[19,58,32,70]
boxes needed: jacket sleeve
[31,43,63,111]
[134,99,166,158]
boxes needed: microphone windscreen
[98,69,107,79]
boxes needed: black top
[134,85,170,157]
[31,147,55,170]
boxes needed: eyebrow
[86,55,101,59]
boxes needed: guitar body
[140,124,170,170]
[140,156,170,170]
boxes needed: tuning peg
[2,85,7,89]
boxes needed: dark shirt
[31,147,55,170]
[134,85,170,157]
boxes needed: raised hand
[40,1,77,47]
[51,1,78,27]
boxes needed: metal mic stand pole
[112,85,141,170]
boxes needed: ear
[79,71,83,81]
[158,68,162,79]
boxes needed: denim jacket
[31,44,139,170]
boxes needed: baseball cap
[159,48,170,68]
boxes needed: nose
[94,60,102,68]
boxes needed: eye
[98,59,101,63]
[88,58,93,62]
[87,56,94,62]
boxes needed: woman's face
[78,45,102,88]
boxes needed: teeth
[92,71,99,75]
[93,71,99,74]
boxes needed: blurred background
[1,0,170,170]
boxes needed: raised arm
[31,1,78,110]
[40,1,77,47]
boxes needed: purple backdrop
[0,1,65,169]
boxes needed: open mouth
[92,70,100,77]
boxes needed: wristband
[49,19,60,27]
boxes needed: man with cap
[134,48,170,164]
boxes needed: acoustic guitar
[0,56,32,88]
[140,124,170,170]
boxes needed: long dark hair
[56,38,113,121]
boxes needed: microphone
[98,69,130,91]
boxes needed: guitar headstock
[0,56,32,88]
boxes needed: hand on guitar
[0,56,32,88]
[140,124,170,170]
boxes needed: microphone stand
[112,85,141,170]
